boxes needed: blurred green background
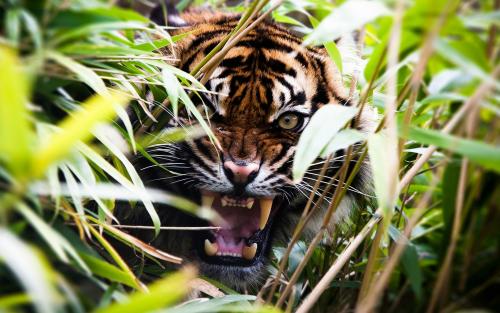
[0,0,498,312]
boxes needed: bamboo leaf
[86,224,145,291]
[162,69,180,115]
[404,126,500,173]
[388,225,422,300]
[304,1,390,45]
[132,32,190,52]
[32,92,129,178]
[0,293,31,309]
[16,203,90,273]
[75,143,162,234]
[47,51,108,95]
[0,47,32,177]
[51,21,147,46]
[320,129,366,158]
[5,9,20,45]
[0,228,60,313]
[93,267,197,313]
[324,41,343,74]
[435,39,499,89]
[367,131,398,211]
[79,252,138,288]
[293,105,358,182]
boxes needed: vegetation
[0,0,498,312]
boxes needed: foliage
[0,0,498,312]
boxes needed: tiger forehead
[209,48,316,123]
[176,16,348,125]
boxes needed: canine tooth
[201,194,215,208]
[242,243,258,260]
[204,239,218,256]
[259,198,273,229]
[246,199,254,209]
[221,198,228,207]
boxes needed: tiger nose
[223,161,259,184]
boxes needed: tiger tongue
[201,195,274,260]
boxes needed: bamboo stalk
[426,158,468,312]
[296,214,382,313]
[66,223,221,231]
[275,145,363,308]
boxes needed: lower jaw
[198,259,268,291]
[195,222,273,267]
[194,238,271,291]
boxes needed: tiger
[120,4,377,291]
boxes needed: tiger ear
[149,1,189,27]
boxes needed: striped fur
[130,9,377,290]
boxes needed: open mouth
[197,191,278,266]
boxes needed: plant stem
[295,214,382,313]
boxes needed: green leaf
[0,228,60,313]
[5,9,21,46]
[140,125,206,148]
[388,225,423,300]
[132,32,191,52]
[367,131,398,211]
[293,105,358,182]
[162,69,180,115]
[47,51,108,95]
[58,44,152,56]
[20,10,42,50]
[16,203,90,273]
[79,253,137,287]
[32,92,129,178]
[93,268,196,313]
[60,164,88,229]
[0,293,31,309]
[272,12,305,27]
[51,21,147,46]
[86,224,145,291]
[75,143,162,235]
[461,11,500,29]
[435,39,499,90]
[0,48,32,178]
[404,126,500,173]
[364,29,420,82]
[323,41,343,74]
[50,7,148,29]
[304,1,390,45]
[94,129,163,234]
[320,129,366,158]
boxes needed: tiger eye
[196,104,215,119]
[278,113,300,130]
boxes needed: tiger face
[134,10,374,290]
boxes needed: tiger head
[134,9,375,290]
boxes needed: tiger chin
[120,6,377,291]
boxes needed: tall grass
[0,0,499,313]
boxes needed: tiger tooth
[204,239,218,256]
[201,194,215,208]
[246,199,254,209]
[259,198,273,229]
[242,243,258,260]
[221,198,228,207]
